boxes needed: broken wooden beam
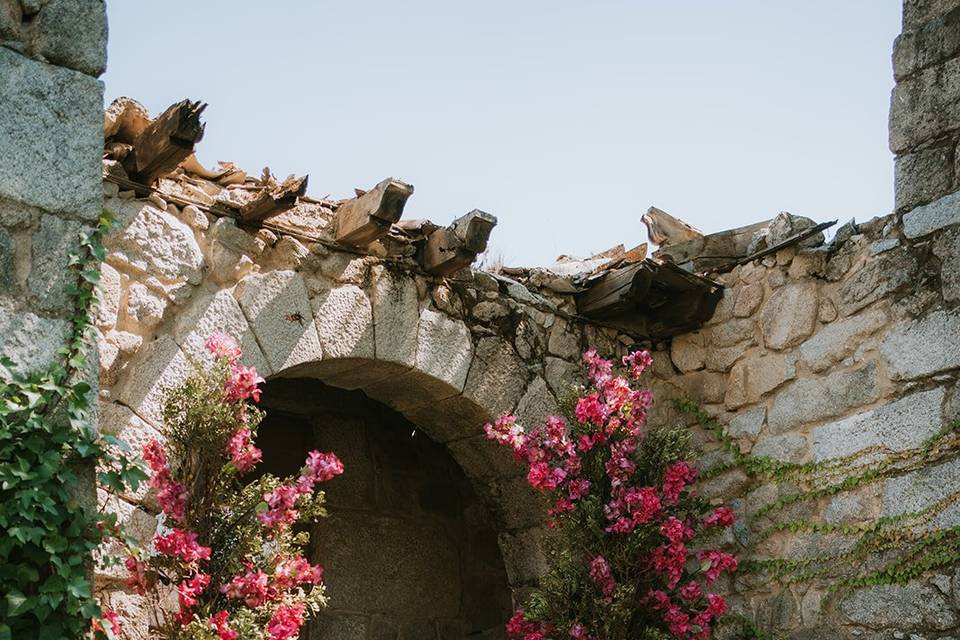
[239,174,309,223]
[421,209,497,276]
[123,99,207,187]
[642,206,703,247]
[575,258,723,338]
[334,178,413,247]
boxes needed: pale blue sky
[104,1,902,266]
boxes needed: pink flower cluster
[487,349,739,640]
[175,572,210,624]
[266,604,306,640]
[227,427,263,473]
[506,610,555,640]
[209,611,239,640]
[154,528,212,564]
[143,439,188,522]
[205,333,242,363]
[221,567,274,607]
[258,450,344,530]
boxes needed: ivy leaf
[6,592,33,616]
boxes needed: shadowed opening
[257,377,512,639]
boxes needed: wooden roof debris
[120,99,206,188]
[642,206,704,247]
[421,209,497,276]
[334,177,413,247]
[98,97,836,339]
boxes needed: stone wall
[646,208,960,638]
[892,0,960,212]
[0,0,106,377]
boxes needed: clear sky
[104,1,902,267]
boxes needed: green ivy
[0,212,146,640]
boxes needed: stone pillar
[890,0,960,211]
[0,0,107,375]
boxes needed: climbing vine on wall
[0,211,147,640]
[675,399,960,598]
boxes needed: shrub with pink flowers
[485,349,738,640]
[94,334,342,640]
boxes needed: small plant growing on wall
[485,349,737,640]
[94,334,343,640]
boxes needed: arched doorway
[256,377,512,639]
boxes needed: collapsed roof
[101,97,835,339]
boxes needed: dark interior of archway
[256,378,512,640]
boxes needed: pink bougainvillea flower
[678,581,703,602]
[153,528,212,564]
[177,572,210,609]
[221,567,276,607]
[227,427,262,473]
[143,439,189,522]
[205,333,242,363]
[225,362,265,403]
[697,549,738,584]
[622,350,653,379]
[91,609,122,637]
[588,555,615,598]
[210,610,240,640]
[265,603,306,640]
[662,461,698,505]
[124,555,150,595]
[274,554,324,588]
[703,505,735,528]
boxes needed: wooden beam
[123,99,206,187]
[421,209,497,276]
[642,206,703,247]
[239,175,309,223]
[334,178,413,247]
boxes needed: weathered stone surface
[703,341,749,372]
[903,0,960,33]
[95,262,121,329]
[760,283,818,350]
[882,455,960,521]
[751,433,808,463]
[544,356,581,396]
[370,267,419,367]
[812,387,945,461]
[0,296,70,374]
[823,487,879,525]
[725,352,795,409]
[799,308,887,372]
[840,583,956,630]
[29,214,85,312]
[894,144,954,211]
[934,227,960,301]
[880,309,960,379]
[312,284,375,360]
[670,332,705,372]
[172,287,270,374]
[788,249,827,280]
[415,307,473,392]
[837,248,919,316]
[676,370,726,404]
[703,317,756,348]
[113,334,192,427]
[0,48,103,218]
[903,188,960,238]
[727,406,765,440]
[767,363,881,434]
[462,338,529,419]
[733,283,764,317]
[498,528,548,585]
[32,0,107,77]
[125,282,167,328]
[514,377,560,427]
[891,55,960,153]
[547,319,580,360]
[105,204,205,285]
[235,271,322,373]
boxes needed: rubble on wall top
[100,97,835,339]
